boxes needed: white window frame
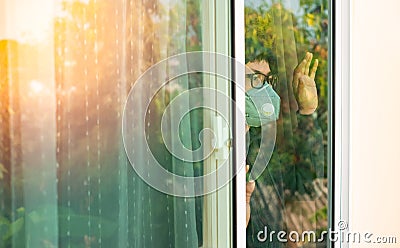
[201,0,235,247]
[233,0,246,247]
[332,0,350,248]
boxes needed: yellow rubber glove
[293,52,319,115]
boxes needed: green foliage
[245,2,329,198]
[245,6,275,62]
[310,206,328,224]
[245,3,330,244]
[0,163,7,180]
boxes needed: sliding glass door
[0,0,236,247]
[244,0,332,247]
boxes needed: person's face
[244,60,273,131]
[245,60,271,91]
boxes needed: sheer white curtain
[0,0,202,247]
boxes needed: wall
[350,0,400,247]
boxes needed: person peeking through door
[244,52,319,227]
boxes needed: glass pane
[245,0,330,247]
[0,0,233,247]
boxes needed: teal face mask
[245,84,280,127]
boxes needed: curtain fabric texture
[0,0,204,247]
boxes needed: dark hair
[245,47,278,74]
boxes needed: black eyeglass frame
[245,71,278,89]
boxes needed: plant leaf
[0,163,8,180]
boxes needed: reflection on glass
[245,1,329,247]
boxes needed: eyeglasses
[246,71,278,89]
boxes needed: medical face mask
[245,84,280,127]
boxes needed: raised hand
[293,52,319,115]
